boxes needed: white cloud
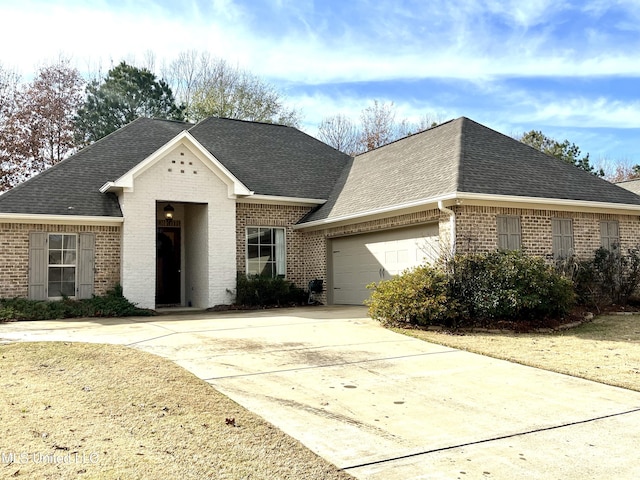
[5,0,640,84]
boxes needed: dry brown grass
[0,342,353,480]
[395,314,640,392]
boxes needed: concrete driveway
[2,306,640,479]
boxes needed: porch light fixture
[164,203,175,220]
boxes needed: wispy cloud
[3,0,640,161]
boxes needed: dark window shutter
[77,233,95,299]
[28,232,47,300]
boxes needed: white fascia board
[238,194,326,206]
[0,213,123,225]
[293,194,457,230]
[99,181,116,193]
[295,192,640,230]
[105,131,253,197]
[456,192,640,212]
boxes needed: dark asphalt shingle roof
[188,117,350,198]
[300,117,640,224]
[2,116,639,220]
[0,117,190,216]
[0,117,350,216]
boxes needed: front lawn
[0,342,352,479]
[395,314,640,392]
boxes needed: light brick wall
[236,203,314,288]
[0,222,121,298]
[454,205,640,259]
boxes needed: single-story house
[1,116,640,308]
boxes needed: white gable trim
[99,130,253,197]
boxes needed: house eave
[294,194,457,230]
[295,192,640,231]
[0,213,124,225]
[456,192,640,213]
[237,194,326,206]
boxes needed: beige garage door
[330,224,440,305]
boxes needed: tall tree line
[0,52,629,191]
[0,53,301,190]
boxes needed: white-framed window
[47,233,77,298]
[497,215,521,250]
[552,218,574,259]
[246,227,286,277]
[600,220,619,251]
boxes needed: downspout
[438,200,456,257]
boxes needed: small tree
[0,61,84,190]
[317,114,359,156]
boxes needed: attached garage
[329,224,440,305]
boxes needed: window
[552,218,574,259]
[47,234,77,297]
[497,216,521,250]
[600,221,619,251]
[29,232,94,301]
[246,227,285,277]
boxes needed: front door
[156,227,181,305]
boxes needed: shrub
[573,246,640,309]
[447,250,575,325]
[0,285,154,322]
[235,275,308,307]
[367,251,575,329]
[366,265,451,327]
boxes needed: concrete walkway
[2,306,639,479]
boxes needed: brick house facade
[2,116,640,308]
[0,223,121,299]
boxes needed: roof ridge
[188,115,292,130]
[453,117,466,192]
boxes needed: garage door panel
[331,224,439,305]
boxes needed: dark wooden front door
[156,227,181,305]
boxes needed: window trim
[497,215,522,251]
[47,233,78,299]
[245,226,287,278]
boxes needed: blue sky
[2,0,640,169]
